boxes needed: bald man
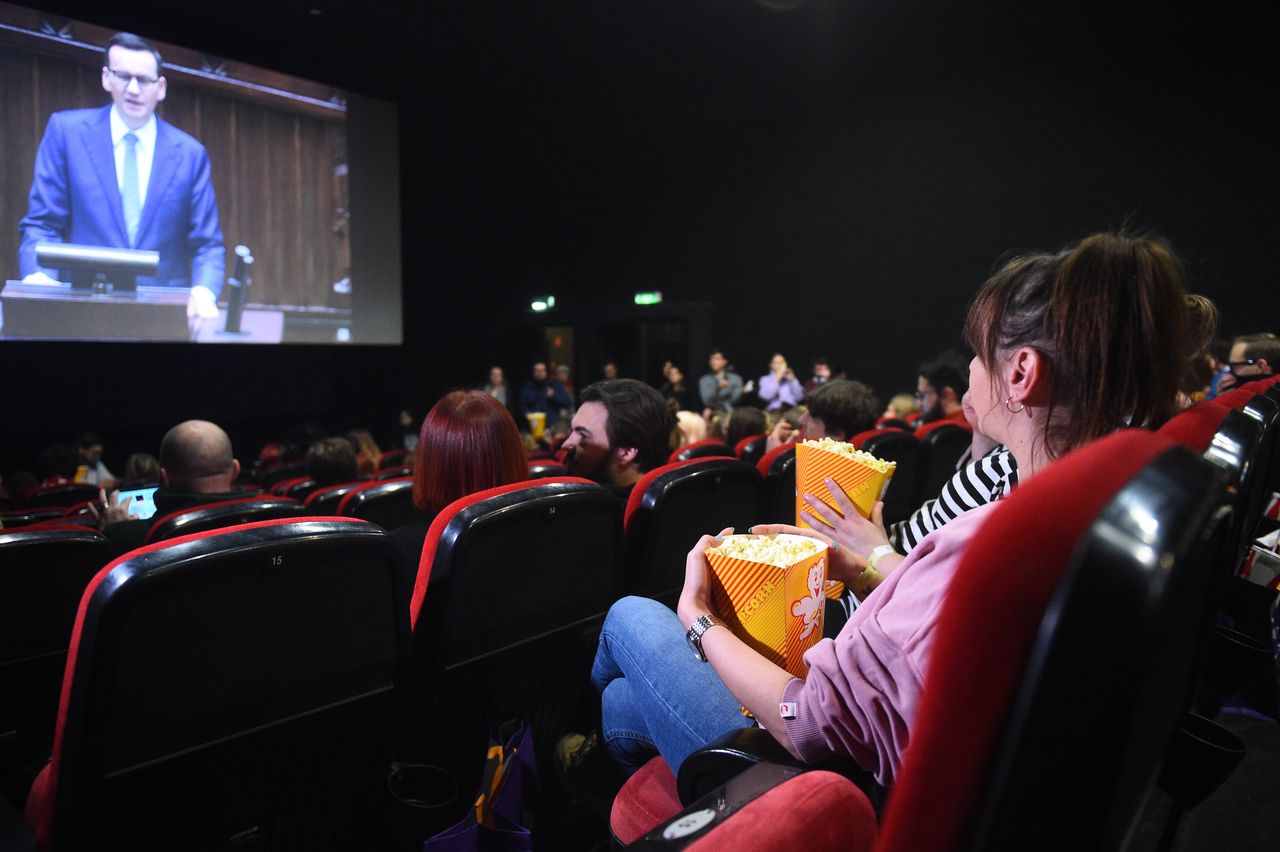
[94,419,254,553]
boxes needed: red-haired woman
[390,390,529,591]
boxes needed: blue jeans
[590,596,754,776]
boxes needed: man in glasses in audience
[1220,332,1278,392]
[915,350,970,424]
[18,32,224,321]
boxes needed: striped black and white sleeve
[889,447,1018,555]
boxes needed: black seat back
[29,484,99,509]
[304,481,367,515]
[855,430,922,526]
[624,458,761,604]
[917,423,973,503]
[338,478,426,530]
[756,445,797,526]
[0,528,111,805]
[34,518,409,851]
[406,479,622,818]
[145,496,310,544]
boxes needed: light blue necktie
[122,132,140,246]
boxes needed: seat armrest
[633,762,807,849]
[0,791,36,852]
[676,727,799,804]
[677,727,886,813]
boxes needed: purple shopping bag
[423,721,537,852]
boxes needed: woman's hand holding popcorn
[678,527,734,630]
[799,477,893,568]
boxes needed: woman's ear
[1006,346,1049,408]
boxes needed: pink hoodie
[781,500,999,786]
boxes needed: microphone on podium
[221,245,254,334]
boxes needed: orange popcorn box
[706,534,830,678]
[795,440,896,529]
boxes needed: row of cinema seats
[0,476,622,849]
[671,418,974,527]
[0,453,804,850]
[2,378,1275,849]
[608,376,1280,849]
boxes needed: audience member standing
[556,364,576,406]
[484,366,509,407]
[757,353,805,412]
[518,362,573,417]
[803,357,832,396]
[76,432,115,486]
[698,349,743,420]
[658,364,700,412]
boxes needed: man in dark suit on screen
[18,32,224,320]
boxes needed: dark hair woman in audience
[306,437,361,487]
[581,231,1195,795]
[390,390,527,592]
[724,406,767,450]
[122,452,160,483]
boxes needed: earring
[1005,396,1025,414]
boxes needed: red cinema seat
[145,496,309,544]
[336,477,424,530]
[269,475,311,496]
[849,428,921,526]
[257,460,308,490]
[913,421,973,507]
[0,527,112,809]
[733,434,767,468]
[874,415,911,431]
[304,480,368,515]
[377,448,411,469]
[624,458,760,604]
[614,431,1233,849]
[0,509,65,529]
[754,443,797,525]
[1160,404,1264,571]
[402,478,621,822]
[27,485,99,510]
[22,517,409,851]
[668,439,735,464]
[527,460,568,479]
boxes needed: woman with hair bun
[578,231,1203,794]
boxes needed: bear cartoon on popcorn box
[706,534,830,678]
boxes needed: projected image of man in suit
[18,32,224,320]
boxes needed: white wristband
[866,544,896,573]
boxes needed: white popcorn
[802,438,896,473]
[708,534,822,568]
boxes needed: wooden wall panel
[1,42,345,308]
